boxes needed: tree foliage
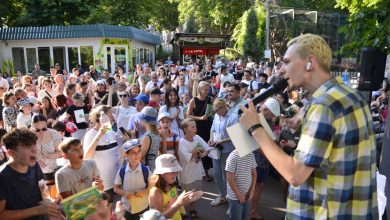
[233,3,266,59]
[335,0,390,55]
[174,0,251,34]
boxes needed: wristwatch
[248,123,263,137]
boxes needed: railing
[331,70,360,88]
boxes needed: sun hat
[140,106,158,125]
[122,139,141,153]
[263,97,280,117]
[157,112,171,122]
[17,97,31,109]
[153,154,182,175]
[132,93,149,104]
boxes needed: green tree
[233,3,266,59]
[335,0,390,55]
[0,0,24,27]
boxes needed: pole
[266,0,270,50]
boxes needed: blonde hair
[287,34,332,71]
[197,81,210,94]
[212,98,227,111]
[181,118,195,130]
[89,105,112,123]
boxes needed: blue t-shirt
[0,162,46,220]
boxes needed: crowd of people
[0,33,388,220]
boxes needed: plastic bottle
[100,111,112,131]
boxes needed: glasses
[34,128,47,132]
[118,94,128,98]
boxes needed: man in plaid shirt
[239,33,378,219]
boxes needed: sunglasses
[34,128,47,132]
[118,94,128,98]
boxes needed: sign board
[264,49,271,59]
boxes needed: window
[26,48,37,73]
[68,47,79,70]
[114,47,126,69]
[38,47,50,72]
[80,46,93,70]
[53,47,66,70]
[132,48,137,68]
[11,48,26,73]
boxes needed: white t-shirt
[145,79,163,93]
[83,129,120,191]
[55,159,100,195]
[159,105,184,138]
[114,163,152,212]
[16,113,31,128]
[112,106,137,132]
[218,73,235,96]
[178,135,211,184]
[241,79,258,92]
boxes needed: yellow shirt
[159,186,182,220]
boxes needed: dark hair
[228,83,240,92]
[165,88,179,108]
[52,121,66,132]
[54,94,68,108]
[3,128,38,150]
[65,83,76,96]
[244,69,252,75]
[223,81,232,87]
[0,128,7,144]
[43,78,52,84]
[32,114,47,123]
[79,81,88,87]
[59,138,81,153]
[3,91,15,106]
[107,77,115,86]
[160,78,171,88]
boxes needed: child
[180,93,190,117]
[16,97,32,128]
[226,149,257,220]
[178,118,210,219]
[0,129,63,219]
[158,112,179,160]
[140,107,163,172]
[64,92,89,140]
[55,138,104,199]
[114,139,151,220]
[149,154,203,220]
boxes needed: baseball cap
[263,98,280,117]
[122,139,141,152]
[158,112,171,122]
[132,93,149,104]
[140,106,158,125]
[153,154,182,175]
[150,88,163,95]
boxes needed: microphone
[238,78,289,114]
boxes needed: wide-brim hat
[153,154,182,175]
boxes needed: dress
[143,131,161,172]
[192,96,213,169]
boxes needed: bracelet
[248,124,263,137]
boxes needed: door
[105,45,128,74]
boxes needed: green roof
[0,24,160,45]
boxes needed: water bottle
[99,111,112,131]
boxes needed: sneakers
[210,197,228,206]
[226,209,231,216]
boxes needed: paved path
[191,171,286,220]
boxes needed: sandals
[202,175,213,182]
[190,210,199,219]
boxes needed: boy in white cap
[114,139,151,220]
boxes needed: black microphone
[238,78,289,114]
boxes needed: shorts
[182,180,202,192]
[256,166,269,183]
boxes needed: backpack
[119,163,149,188]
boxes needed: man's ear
[62,152,68,160]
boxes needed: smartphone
[119,127,131,138]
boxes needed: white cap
[263,98,280,117]
[158,112,171,122]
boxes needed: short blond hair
[213,98,227,111]
[287,34,332,71]
[181,118,195,130]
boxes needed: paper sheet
[130,195,149,214]
[227,113,275,157]
[74,109,86,124]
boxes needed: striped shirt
[287,77,378,219]
[225,150,257,200]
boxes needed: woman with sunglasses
[112,91,137,134]
[31,114,62,196]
